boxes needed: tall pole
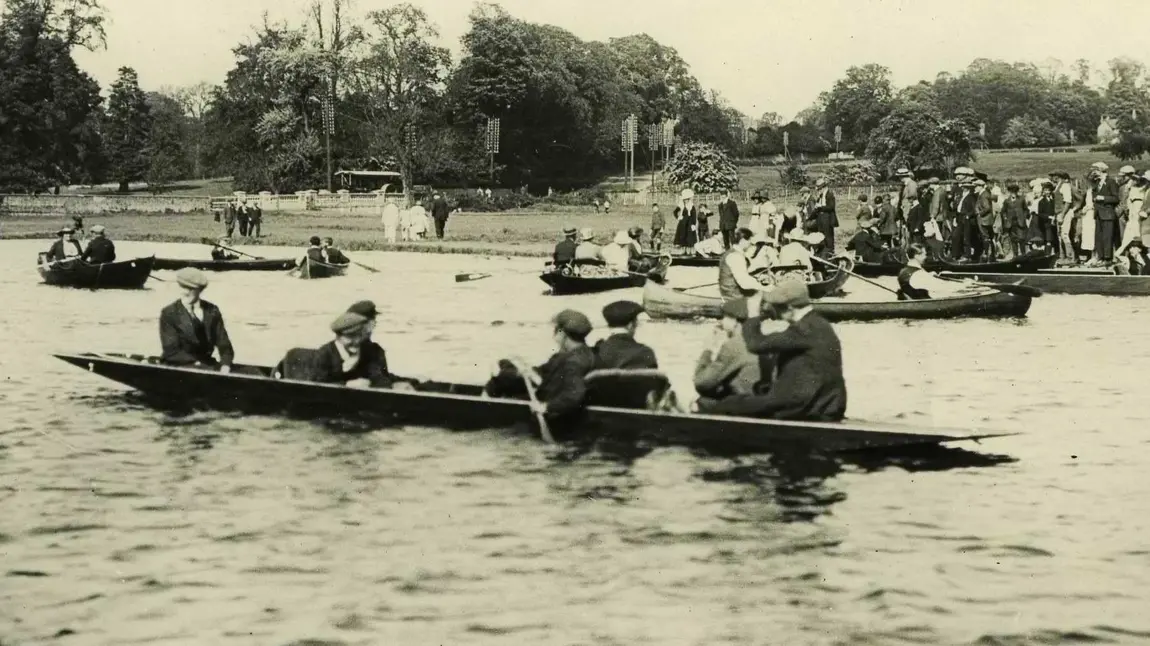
[485,116,500,184]
[322,92,334,192]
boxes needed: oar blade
[978,281,1043,298]
[456,272,492,283]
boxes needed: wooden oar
[348,259,381,274]
[147,273,167,282]
[200,237,263,260]
[812,255,902,297]
[522,374,555,444]
[456,268,538,283]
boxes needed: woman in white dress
[380,198,400,243]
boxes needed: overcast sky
[73,0,1150,120]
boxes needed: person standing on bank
[248,200,263,238]
[649,202,665,252]
[593,301,658,370]
[236,199,250,237]
[224,201,237,237]
[672,189,700,250]
[381,198,401,244]
[431,192,450,240]
[718,189,741,249]
[1001,183,1029,257]
[974,179,995,260]
[895,168,918,222]
[81,225,116,264]
[811,178,837,257]
[1091,162,1121,265]
[159,268,234,372]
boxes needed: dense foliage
[664,142,738,192]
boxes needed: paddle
[456,268,538,283]
[348,259,381,274]
[200,237,264,260]
[521,374,555,444]
[147,274,167,282]
[811,255,902,297]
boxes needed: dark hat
[873,195,883,204]
[720,298,749,321]
[347,300,377,320]
[602,300,645,327]
[331,311,369,335]
[763,280,811,308]
[57,227,74,235]
[562,226,577,237]
[552,309,592,340]
[309,235,322,246]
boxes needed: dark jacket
[1094,176,1121,221]
[278,340,394,387]
[846,229,885,263]
[81,237,116,264]
[1002,194,1029,237]
[955,191,976,220]
[432,197,451,221]
[534,345,596,417]
[703,313,847,421]
[905,202,927,236]
[718,198,740,230]
[45,239,82,262]
[876,203,898,236]
[693,332,760,399]
[553,239,578,265]
[306,246,325,263]
[593,333,658,370]
[975,190,994,227]
[224,204,236,225]
[236,205,250,223]
[159,299,234,367]
[324,248,350,264]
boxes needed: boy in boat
[694,229,726,257]
[80,225,116,264]
[593,301,658,370]
[846,216,885,263]
[321,237,350,264]
[485,309,596,421]
[698,281,847,422]
[553,226,578,266]
[693,297,765,406]
[45,227,82,262]
[211,237,239,261]
[159,268,234,372]
[897,244,974,300]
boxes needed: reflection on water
[3,239,1150,645]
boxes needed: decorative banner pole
[628,114,637,189]
[648,122,660,189]
[834,124,842,154]
[783,130,790,160]
[485,116,500,181]
[322,90,334,192]
[621,115,636,190]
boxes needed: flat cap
[331,311,369,335]
[1121,165,1136,174]
[720,298,749,321]
[815,177,828,186]
[175,267,209,290]
[954,166,974,176]
[763,280,811,309]
[602,300,645,327]
[552,309,592,340]
[90,225,106,234]
[974,179,986,187]
[347,300,377,319]
[1091,161,1109,171]
[858,216,877,229]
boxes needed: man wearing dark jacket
[431,192,451,239]
[1091,162,1121,263]
[846,216,886,263]
[717,189,741,249]
[698,281,847,421]
[159,268,234,371]
[593,300,658,370]
[278,311,395,388]
[553,227,578,265]
[80,225,116,264]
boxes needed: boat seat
[585,368,676,411]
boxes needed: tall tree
[169,82,213,178]
[866,104,973,175]
[1104,57,1150,159]
[822,63,895,154]
[145,91,191,191]
[606,33,700,123]
[103,66,152,191]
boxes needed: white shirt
[599,243,630,269]
[723,249,761,291]
[777,242,812,270]
[908,264,965,296]
[381,202,400,223]
[181,299,201,321]
[333,339,361,373]
[694,236,725,256]
[1058,182,1074,213]
[747,244,779,271]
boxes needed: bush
[781,163,810,187]
[666,141,739,192]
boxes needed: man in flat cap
[553,226,579,266]
[321,237,350,265]
[486,309,596,421]
[974,179,995,260]
[159,268,234,372]
[895,168,917,226]
[296,310,404,389]
[950,176,977,261]
[81,225,116,264]
[698,281,846,421]
[693,297,763,406]
[593,301,658,370]
[44,227,82,263]
[1091,161,1121,264]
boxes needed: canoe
[539,256,672,295]
[54,352,1013,454]
[643,280,1032,322]
[37,254,155,289]
[940,267,1150,297]
[852,250,1058,278]
[153,257,298,271]
[298,256,350,279]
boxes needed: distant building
[1097,117,1120,145]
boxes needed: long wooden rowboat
[37,254,155,289]
[298,256,350,279]
[539,256,672,295]
[643,280,1032,322]
[54,352,1012,454]
[642,251,721,268]
[940,267,1150,297]
[852,250,1058,278]
[153,257,298,272]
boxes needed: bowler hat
[562,226,577,237]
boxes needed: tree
[1105,57,1150,159]
[822,63,895,154]
[104,67,152,191]
[168,82,214,178]
[145,92,191,191]
[866,104,973,175]
[1001,116,1037,148]
[606,33,700,123]
[665,141,737,192]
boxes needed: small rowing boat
[853,250,1058,278]
[940,267,1150,297]
[153,257,298,272]
[37,254,155,289]
[539,256,672,295]
[297,256,350,279]
[54,352,1013,454]
[642,280,1032,322]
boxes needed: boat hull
[853,251,1058,278]
[540,256,671,295]
[37,255,155,289]
[54,352,1010,454]
[941,269,1150,297]
[153,257,298,271]
[298,257,349,279]
[645,252,721,268]
[643,281,1032,322]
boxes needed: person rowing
[303,236,324,265]
[693,297,765,407]
[210,237,240,261]
[719,227,769,313]
[553,226,579,266]
[485,309,596,421]
[159,268,234,372]
[593,300,658,370]
[695,281,847,422]
[746,234,780,272]
[897,243,976,300]
[80,225,116,264]
[321,237,350,264]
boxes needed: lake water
[3,239,1149,646]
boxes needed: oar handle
[812,255,900,296]
[522,375,555,444]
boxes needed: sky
[72,0,1150,121]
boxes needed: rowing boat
[641,251,721,268]
[153,257,298,271]
[54,352,1012,454]
[853,250,1058,278]
[940,267,1150,297]
[37,254,155,289]
[642,280,1032,322]
[781,256,854,299]
[297,256,350,279]
[539,256,672,295]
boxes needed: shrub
[666,142,739,192]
